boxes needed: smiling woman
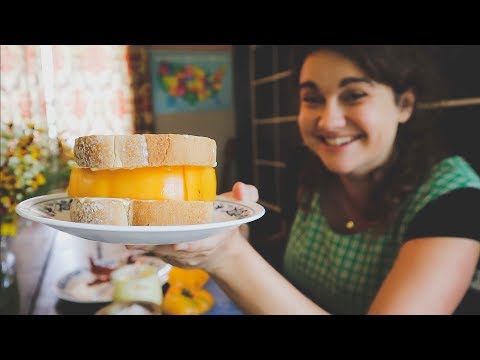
[282,45,480,314]
[129,45,480,315]
[293,46,448,232]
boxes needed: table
[11,221,243,315]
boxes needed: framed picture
[149,49,232,114]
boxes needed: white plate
[16,193,265,245]
[55,257,172,303]
[55,268,114,303]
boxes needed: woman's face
[298,50,414,177]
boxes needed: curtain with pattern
[1,45,47,129]
[1,45,154,147]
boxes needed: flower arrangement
[0,122,75,236]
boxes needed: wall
[149,45,236,193]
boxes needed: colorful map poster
[149,50,232,114]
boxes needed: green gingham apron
[283,156,480,314]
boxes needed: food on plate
[95,302,162,315]
[59,255,171,304]
[95,261,167,315]
[67,134,217,225]
[163,284,214,315]
[87,256,118,285]
[111,263,163,305]
[87,254,171,286]
[167,266,210,290]
[62,271,114,302]
[162,267,214,315]
[77,261,216,315]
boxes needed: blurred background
[2,44,480,258]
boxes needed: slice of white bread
[73,134,217,169]
[70,198,213,226]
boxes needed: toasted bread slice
[73,134,217,169]
[70,198,213,226]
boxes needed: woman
[131,45,480,314]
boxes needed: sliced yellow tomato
[167,267,210,290]
[162,284,214,315]
[183,166,216,201]
[67,166,216,201]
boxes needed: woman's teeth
[323,136,356,146]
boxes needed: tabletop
[10,221,243,315]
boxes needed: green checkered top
[283,156,480,314]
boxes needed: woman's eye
[342,92,367,103]
[302,95,324,104]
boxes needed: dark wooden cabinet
[248,45,299,242]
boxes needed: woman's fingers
[173,239,214,252]
[147,243,209,268]
[220,182,259,203]
[232,182,259,202]
[173,229,235,252]
[125,245,155,252]
[124,226,241,270]
[125,237,217,257]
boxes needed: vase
[0,235,20,315]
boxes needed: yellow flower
[30,148,40,159]
[36,173,46,185]
[1,121,75,237]
[1,220,17,237]
[1,196,12,208]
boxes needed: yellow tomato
[162,284,214,315]
[167,267,210,290]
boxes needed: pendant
[345,220,355,230]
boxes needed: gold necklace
[335,183,364,231]
[344,207,376,232]
[345,220,355,230]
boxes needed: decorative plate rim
[16,193,265,232]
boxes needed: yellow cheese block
[67,166,216,201]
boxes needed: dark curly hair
[293,45,449,229]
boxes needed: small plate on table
[55,268,113,304]
[54,256,171,304]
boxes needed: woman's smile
[317,134,366,150]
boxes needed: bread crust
[70,198,130,225]
[70,198,213,226]
[74,134,216,169]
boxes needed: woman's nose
[316,100,346,129]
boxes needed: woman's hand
[222,181,259,204]
[126,182,259,274]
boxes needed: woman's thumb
[232,182,259,202]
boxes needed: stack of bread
[67,134,217,226]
